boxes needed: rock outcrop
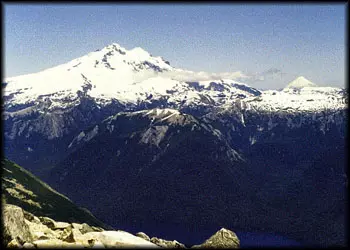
[2,204,161,248]
[150,237,186,248]
[136,232,151,241]
[192,228,240,248]
[3,204,33,246]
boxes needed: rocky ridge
[192,228,240,248]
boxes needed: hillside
[2,158,109,229]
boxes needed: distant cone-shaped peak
[285,76,317,89]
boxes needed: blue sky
[4,4,346,89]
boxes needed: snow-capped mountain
[285,76,317,89]
[3,42,347,173]
[4,43,346,114]
[4,43,173,107]
[3,42,348,247]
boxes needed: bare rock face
[80,223,95,234]
[150,237,186,248]
[23,210,35,222]
[91,226,104,232]
[192,228,240,248]
[72,223,83,230]
[136,232,151,241]
[53,222,71,230]
[3,204,33,246]
[25,218,59,241]
[58,225,74,242]
[7,238,23,248]
[38,217,55,229]
[22,242,35,248]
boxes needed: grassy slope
[2,158,110,229]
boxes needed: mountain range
[3,42,348,247]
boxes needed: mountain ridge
[4,42,346,113]
[3,41,348,247]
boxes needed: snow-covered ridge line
[109,108,198,126]
[3,42,347,113]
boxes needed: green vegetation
[2,158,109,229]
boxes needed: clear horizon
[4,3,346,89]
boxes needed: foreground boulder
[3,204,33,245]
[192,228,240,248]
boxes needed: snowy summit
[285,76,317,89]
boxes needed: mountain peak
[105,42,123,48]
[102,43,127,53]
[285,76,317,89]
